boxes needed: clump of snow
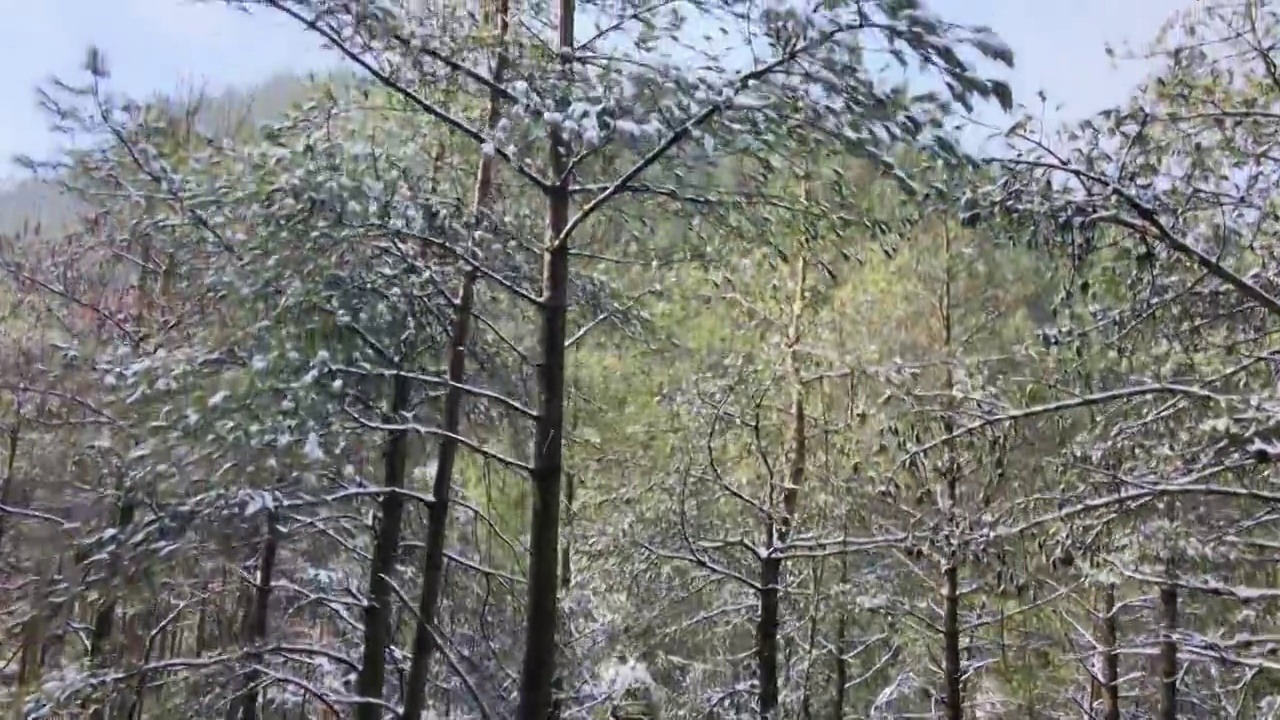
[596,656,656,696]
[303,431,324,461]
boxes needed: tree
[215,0,1014,717]
[985,1,1280,714]
[19,0,1226,716]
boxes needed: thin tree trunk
[400,273,474,720]
[516,0,574,713]
[195,577,209,656]
[1156,495,1178,720]
[799,561,823,720]
[1157,564,1178,720]
[757,554,783,719]
[942,547,962,720]
[758,252,808,719]
[828,521,849,720]
[0,412,21,550]
[560,468,574,593]
[123,601,153,719]
[400,0,509,714]
[939,222,962,720]
[1099,583,1120,720]
[125,598,170,720]
[87,485,137,720]
[355,372,412,720]
[830,612,847,720]
[238,506,281,720]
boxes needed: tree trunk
[942,558,962,720]
[1157,571,1178,720]
[1156,496,1178,720]
[830,612,847,720]
[238,506,281,720]
[122,600,160,720]
[195,578,209,656]
[828,525,849,719]
[87,485,137,720]
[401,274,475,719]
[939,222,962,720]
[1099,583,1120,720]
[517,189,570,720]
[757,251,808,719]
[354,372,412,720]
[757,554,782,718]
[401,0,509,714]
[799,562,823,720]
[0,413,21,550]
[516,0,574,712]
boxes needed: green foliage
[17,0,1280,718]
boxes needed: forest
[0,0,1278,718]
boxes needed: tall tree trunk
[0,412,21,550]
[401,274,475,720]
[757,252,808,719]
[1156,496,1178,720]
[400,0,509,715]
[939,222,962,720]
[1099,583,1120,720]
[829,527,849,720]
[799,562,823,720]
[830,613,847,720]
[518,190,570,720]
[757,553,783,719]
[237,506,281,720]
[516,0,574,714]
[1157,564,1178,719]
[195,577,209,656]
[941,528,962,720]
[87,485,137,720]
[354,372,412,720]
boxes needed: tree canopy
[5,1,1280,719]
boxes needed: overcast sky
[0,0,1189,176]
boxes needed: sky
[0,0,1191,178]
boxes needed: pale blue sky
[1,0,1188,176]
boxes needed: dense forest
[1,0,1278,718]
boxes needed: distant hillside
[0,71,354,237]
